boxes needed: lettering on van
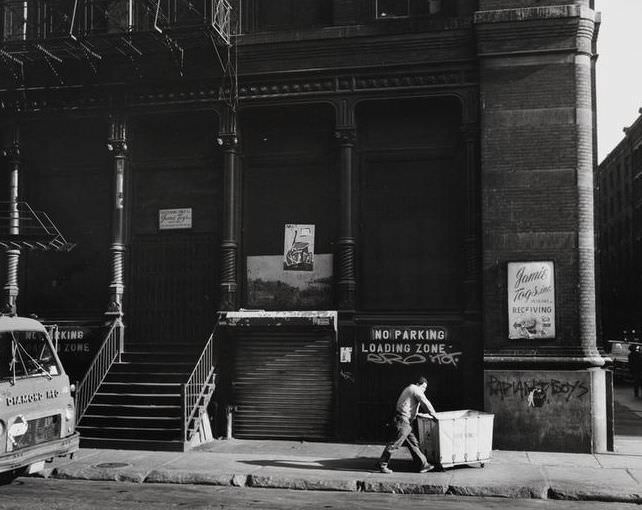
[5,388,60,406]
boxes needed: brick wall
[476,5,598,353]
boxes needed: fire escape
[0,0,236,450]
[0,0,234,86]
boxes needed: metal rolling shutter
[230,328,335,440]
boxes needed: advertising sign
[159,208,192,230]
[508,261,555,339]
[283,224,314,271]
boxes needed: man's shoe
[418,465,434,473]
[379,465,393,474]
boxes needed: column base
[484,367,607,453]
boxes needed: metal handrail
[75,317,124,423]
[183,323,219,442]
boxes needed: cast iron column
[218,110,240,311]
[106,115,128,317]
[335,127,357,311]
[2,125,20,314]
[462,122,481,320]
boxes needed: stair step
[98,382,183,395]
[104,372,187,383]
[86,404,181,417]
[78,425,181,441]
[81,415,182,429]
[120,352,199,363]
[92,393,182,406]
[125,343,204,353]
[79,437,187,452]
[111,362,194,373]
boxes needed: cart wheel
[479,463,485,468]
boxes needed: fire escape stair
[77,342,209,451]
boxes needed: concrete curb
[39,466,642,503]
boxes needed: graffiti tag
[487,375,589,402]
[366,350,461,367]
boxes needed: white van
[0,316,79,482]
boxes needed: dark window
[255,0,332,30]
[357,99,464,311]
[376,0,409,18]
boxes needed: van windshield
[0,331,60,382]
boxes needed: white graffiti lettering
[366,350,461,367]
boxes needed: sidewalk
[40,436,642,503]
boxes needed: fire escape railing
[0,201,73,251]
[75,317,124,424]
[183,322,219,442]
[0,0,232,46]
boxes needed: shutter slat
[229,329,334,440]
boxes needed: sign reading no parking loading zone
[359,326,461,368]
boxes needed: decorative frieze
[0,66,477,114]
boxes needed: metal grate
[10,414,62,451]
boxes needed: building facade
[0,0,606,452]
[597,113,641,343]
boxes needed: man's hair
[416,376,428,386]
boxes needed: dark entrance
[126,113,222,344]
[219,313,337,440]
[128,233,218,343]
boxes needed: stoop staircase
[75,320,219,451]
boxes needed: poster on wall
[283,224,314,271]
[508,261,555,340]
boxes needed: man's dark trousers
[379,415,430,470]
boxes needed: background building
[597,113,641,343]
[0,0,606,453]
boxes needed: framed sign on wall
[507,261,555,340]
[159,208,192,230]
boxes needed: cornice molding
[0,64,479,115]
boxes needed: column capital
[2,125,21,162]
[107,140,128,157]
[217,132,240,150]
[334,128,356,147]
[108,115,128,156]
[2,142,20,162]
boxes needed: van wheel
[0,467,27,485]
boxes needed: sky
[595,1,642,162]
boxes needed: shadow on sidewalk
[239,457,412,472]
[239,457,479,473]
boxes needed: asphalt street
[0,478,640,510]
